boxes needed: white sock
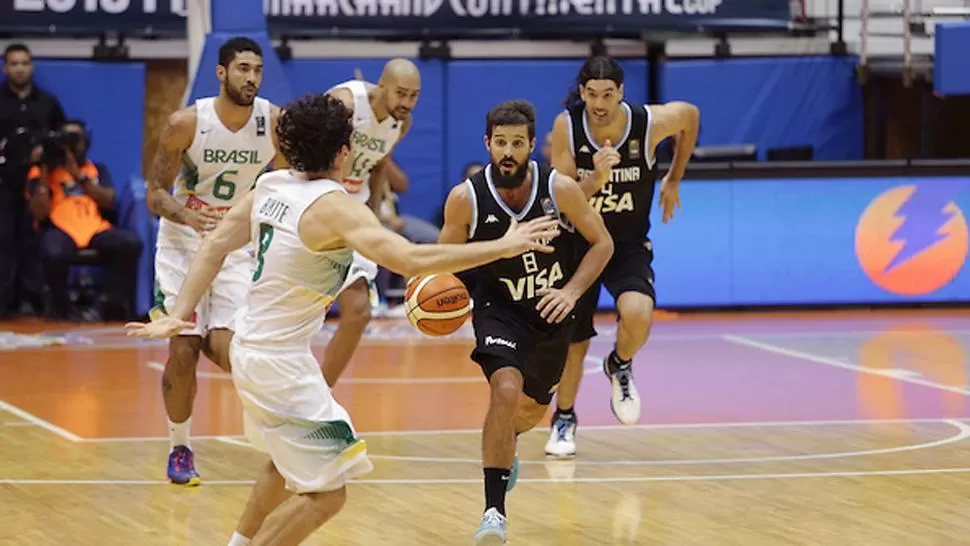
[168,417,191,451]
[227,532,251,546]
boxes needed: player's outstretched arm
[146,108,221,232]
[554,174,614,297]
[306,191,560,278]
[125,193,255,338]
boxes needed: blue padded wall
[33,61,146,191]
[663,56,863,160]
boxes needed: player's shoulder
[163,106,197,144]
[325,86,356,112]
[445,178,476,210]
[550,170,582,197]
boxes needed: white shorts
[153,246,252,336]
[337,251,379,295]
[230,339,373,493]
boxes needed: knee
[489,369,523,410]
[306,486,347,522]
[340,287,372,328]
[166,338,202,375]
[618,295,654,330]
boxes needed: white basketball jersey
[326,80,402,204]
[233,170,354,349]
[157,96,276,250]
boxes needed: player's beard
[491,159,528,189]
[226,81,257,106]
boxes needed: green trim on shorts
[301,420,357,446]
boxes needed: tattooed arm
[147,108,219,233]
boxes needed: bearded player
[146,37,287,485]
[321,58,420,387]
[545,55,700,458]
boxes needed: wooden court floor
[3,309,970,545]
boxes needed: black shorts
[469,300,576,406]
[571,238,656,343]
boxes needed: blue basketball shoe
[167,445,201,486]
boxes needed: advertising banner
[597,176,970,308]
[2,0,792,36]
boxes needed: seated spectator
[26,119,143,321]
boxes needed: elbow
[679,102,700,129]
[596,234,615,261]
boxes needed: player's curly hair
[564,56,624,109]
[276,93,353,173]
[485,100,536,141]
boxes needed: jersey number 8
[252,223,274,281]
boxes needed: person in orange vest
[26,119,143,321]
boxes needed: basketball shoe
[167,445,201,486]
[604,354,641,425]
[473,507,507,545]
[544,413,577,458]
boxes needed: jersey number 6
[214,170,238,201]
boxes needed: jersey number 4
[252,223,274,281]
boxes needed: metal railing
[859,0,970,85]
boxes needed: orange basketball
[404,274,472,336]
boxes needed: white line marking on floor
[5,466,970,486]
[722,334,970,396]
[0,400,82,442]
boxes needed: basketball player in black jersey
[438,100,612,544]
[545,56,700,458]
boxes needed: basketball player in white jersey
[320,58,421,387]
[145,37,284,486]
[124,93,560,546]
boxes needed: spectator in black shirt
[0,43,66,318]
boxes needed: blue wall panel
[935,22,970,96]
[33,61,146,189]
[663,56,863,161]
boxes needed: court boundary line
[368,419,970,466]
[722,334,970,396]
[75,417,970,443]
[212,419,970,467]
[0,400,83,442]
[143,356,606,384]
[5,466,970,487]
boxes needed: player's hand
[500,216,561,258]
[592,138,621,181]
[124,316,195,339]
[659,175,681,224]
[182,206,223,235]
[535,287,577,324]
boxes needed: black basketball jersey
[466,161,576,326]
[567,101,657,241]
